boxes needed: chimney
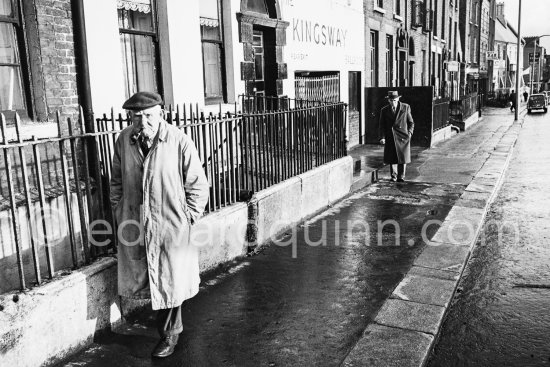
[496,2,507,27]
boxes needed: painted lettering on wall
[292,18,348,47]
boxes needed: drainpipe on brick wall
[72,0,98,177]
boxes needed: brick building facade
[1,0,79,123]
[459,0,495,97]
[364,0,464,99]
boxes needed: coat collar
[128,119,168,164]
[157,120,168,142]
[394,102,404,120]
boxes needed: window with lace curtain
[0,0,28,118]
[118,0,160,99]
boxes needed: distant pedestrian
[110,91,210,358]
[509,90,517,112]
[378,91,415,183]
[523,90,528,102]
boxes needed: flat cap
[122,91,163,110]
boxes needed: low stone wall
[0,257,119,367]
[430,125,454,147]
[455,111,480,131]
[0,156,354,367]
[255,157,353,246]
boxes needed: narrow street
[428,110,550,366]
[56,109,518,367]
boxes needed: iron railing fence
[241,101,347,193]
[433,97,450,131]
[240,94,328,113]
[96,100,348,208]
[450,92,478,121]
[95,105,244,214]
[0,110,113,293]
[0,97,347,293]
[295,74,340,102]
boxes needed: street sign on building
[447,61,459,72]
[486,51,498,60]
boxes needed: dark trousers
[390,164,406,179]
[156,302,184,337]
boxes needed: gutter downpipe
[72,0,98,177]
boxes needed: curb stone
[341,117,523,367]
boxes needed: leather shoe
[397,178,405,182]
[390,177,397,182]
[151,334,179,358]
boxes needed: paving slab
[374,299,446,335]
[391,274,457,307]
[407,266,460,281]
[429,206,485,246]
[414,243,471,273]
[342,324,434,367]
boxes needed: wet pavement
[57,108,518,367]
[428,111,550,366]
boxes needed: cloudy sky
[502,0,550,50]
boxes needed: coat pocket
[179,194,192,226]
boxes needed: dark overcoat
[378,101,415,164]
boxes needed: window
[412,0,423,27]
[376,0,384,8]
[448,17,452,45]
[454,21,457,57]
[386,35,393,87]
[200,0,225,103]
[441,0,446,40]
[431,51,436,83]
[247,0,269,14]
[474,37,478,63]
[370,31,379,86]
[118,0,160,100]
[394,0,401,15]
[252,30,264,94]
[0,0,28,117]
[422,50,426,85]
[433,0,438,36]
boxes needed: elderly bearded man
[378,91,415,182]
[110,91,209,358]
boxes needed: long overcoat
[110,120,209,310]
[378,101,415,164]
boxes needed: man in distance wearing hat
[378,91,415,182]
[110,91,209,358]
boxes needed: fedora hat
[385,91,401,99]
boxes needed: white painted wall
[280,0,365,142]
[83,0,127,115]
[166,0,205,105]
[280,0,365,103]
[228,0,246,99]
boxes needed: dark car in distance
[527,94,548,114]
